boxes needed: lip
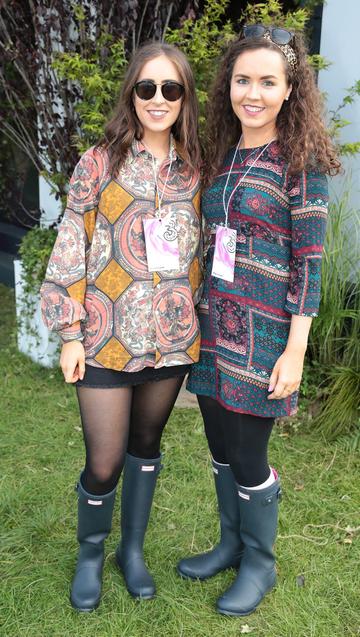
[242,105,265,116]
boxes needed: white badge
[143,211,180,272]
[211,225,236,282]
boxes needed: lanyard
[145,147,173,218]
[222,138,275,227]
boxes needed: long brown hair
[203,32,341,186]
[98,42,201,174]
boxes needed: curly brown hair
[97,42,201,175]
[203,31,341,186]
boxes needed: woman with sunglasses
[41,42,202,611]
[177,26,340,616]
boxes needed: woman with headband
[41,42,202,611]
[178,26,340,616]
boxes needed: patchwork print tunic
[41,140,202,371]
[187,141,328,417]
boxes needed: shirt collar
[130,135,184,163]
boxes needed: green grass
[1,283,359,637]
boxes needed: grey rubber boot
[115,453,162,599]
[217,476,282,616]
[177,459,244,579]
[70,477,117,612]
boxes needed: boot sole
[129,590,155,600]
[115,553,155,600]
[217,606,257,617]
[176,565,212,581]
[176,561,241,581]
[70,596,100,612]
[216,582,275,617]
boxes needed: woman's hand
[267,348,305,400]
[60,341,85,383]
[268,314,312,400]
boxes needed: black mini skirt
[76,363,190,389]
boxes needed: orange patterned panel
[95,336,132,369]
[99,181,134,224]
[67,277,86,303]
[189,257,201,294]
[84,209,97,243]
[186,333,200,362]
[192,190,201,218]
[95,259,133,301]
[153,272,161,287]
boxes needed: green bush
[307,192,360,438]
[53,35,128,156]
[18,226,57,298]
[17,226,57,341]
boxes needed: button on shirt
[41,139,202,371]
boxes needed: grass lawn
[1,283,359,637]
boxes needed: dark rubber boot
[217,476,282,616]
[115,453,162,599]
[177,459,244,580]
[70,477,116,612]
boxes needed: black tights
[197,395,274,487]
[76,376,184,495]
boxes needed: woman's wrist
[284,342,307,356]
[284,315,312,357]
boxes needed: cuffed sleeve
[40,147,102,340]
[284,170,328,317]
[58,321,84,343]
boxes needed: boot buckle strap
[263,487,282,506]
[264,495,274,505]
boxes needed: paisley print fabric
[41,139,202,372]
[187,141,328,417]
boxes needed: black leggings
[197,395,274,487]
[76,376,184,495]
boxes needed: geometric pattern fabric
[187,141,329,418]
[41,138,202,371]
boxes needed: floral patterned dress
[187,141,328,418]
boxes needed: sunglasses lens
[271,28,292,45]
[134,81,184,101]
[243,24,293,46]
[162,82,184,101]
[135,81,156,100]
[243,25,265,39]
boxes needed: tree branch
[162,2,174,42]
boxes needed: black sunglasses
[133,80,184,102]
[243,24,294,46]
